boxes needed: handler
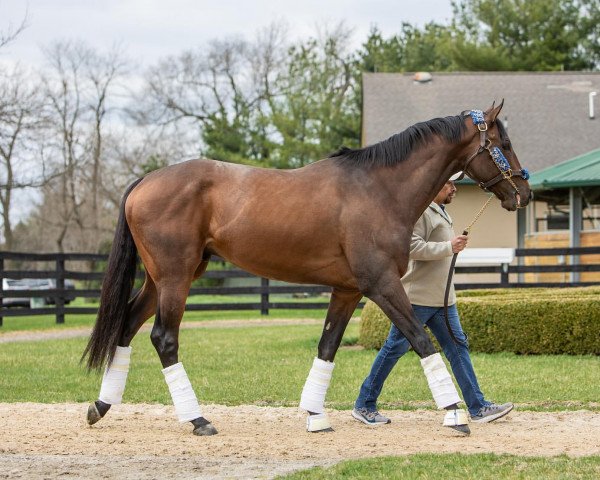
[352,177,513,426]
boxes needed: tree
[450,0,600,71]
[0,65,45,250]
[86,46,128,230]
[138,22,360,169]
[139,23,287,166]
[358,24,456,74]
[0,11,46,251]
[357,1,600,73]
[0,8,27,50]
[269,24,360,167]
[40,41,128,252]
[399,23,456,72]
[357,28,404,73]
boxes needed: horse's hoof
[306,413,333,432]
[309,427,334,433]
[193,423,218,436]
[443,409,470,436]
[446,424,471,436]
[87,400,111,425]
[87,403,102,425]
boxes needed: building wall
[445,184,518,248]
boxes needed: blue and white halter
[458,109,529,192]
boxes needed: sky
[1,0,454,68]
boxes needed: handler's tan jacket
[401,202,456,307]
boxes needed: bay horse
[83,101,531,436]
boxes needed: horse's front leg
[300,288,362,432]
[365,271,470,435]
[151,282,217,436]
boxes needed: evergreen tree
[269,29,361,167]
[450,0,600,71]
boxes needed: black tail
[82,178,144,371]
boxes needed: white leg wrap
[443,409,469,426]
[299,357,335,414]
[306,413,332,432]
[162,362,202,423]
[420,353,461,409]
[98,346,132,405]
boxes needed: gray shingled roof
[362,72,600,173]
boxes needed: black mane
[329,115,468,167]
[496,119,509,146]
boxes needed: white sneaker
[351,408,391,426]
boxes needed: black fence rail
[455,246,600,290]
[1,247,599,326]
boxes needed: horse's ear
[486,99,504,124]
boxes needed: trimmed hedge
[359,300,392,350]
[358,287,600,355]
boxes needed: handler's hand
[451,235,468,253]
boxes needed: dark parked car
[2,278,76,307]
[44,278,76,304]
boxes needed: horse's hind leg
[300,289,362,432]
[87,277,158,425]
[151,271,217,436]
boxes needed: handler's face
[435,181,457,205]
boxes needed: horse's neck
[374,145,460,226]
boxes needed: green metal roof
[529,148,600,190]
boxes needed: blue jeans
[355,304,488,416]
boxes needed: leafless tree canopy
[0,64,46,250]
[34,41,131,252]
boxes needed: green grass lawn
[279,454,600,479]
[0,322,598,409]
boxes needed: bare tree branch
[0,7,28,50]
[0,63,45,250]
[38,40,129,251]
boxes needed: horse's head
[457,101,532,211]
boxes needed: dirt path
[0,403,599,479]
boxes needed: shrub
[358,287,600,355]
[358,300,391,349]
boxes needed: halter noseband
[458,110,529,193]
